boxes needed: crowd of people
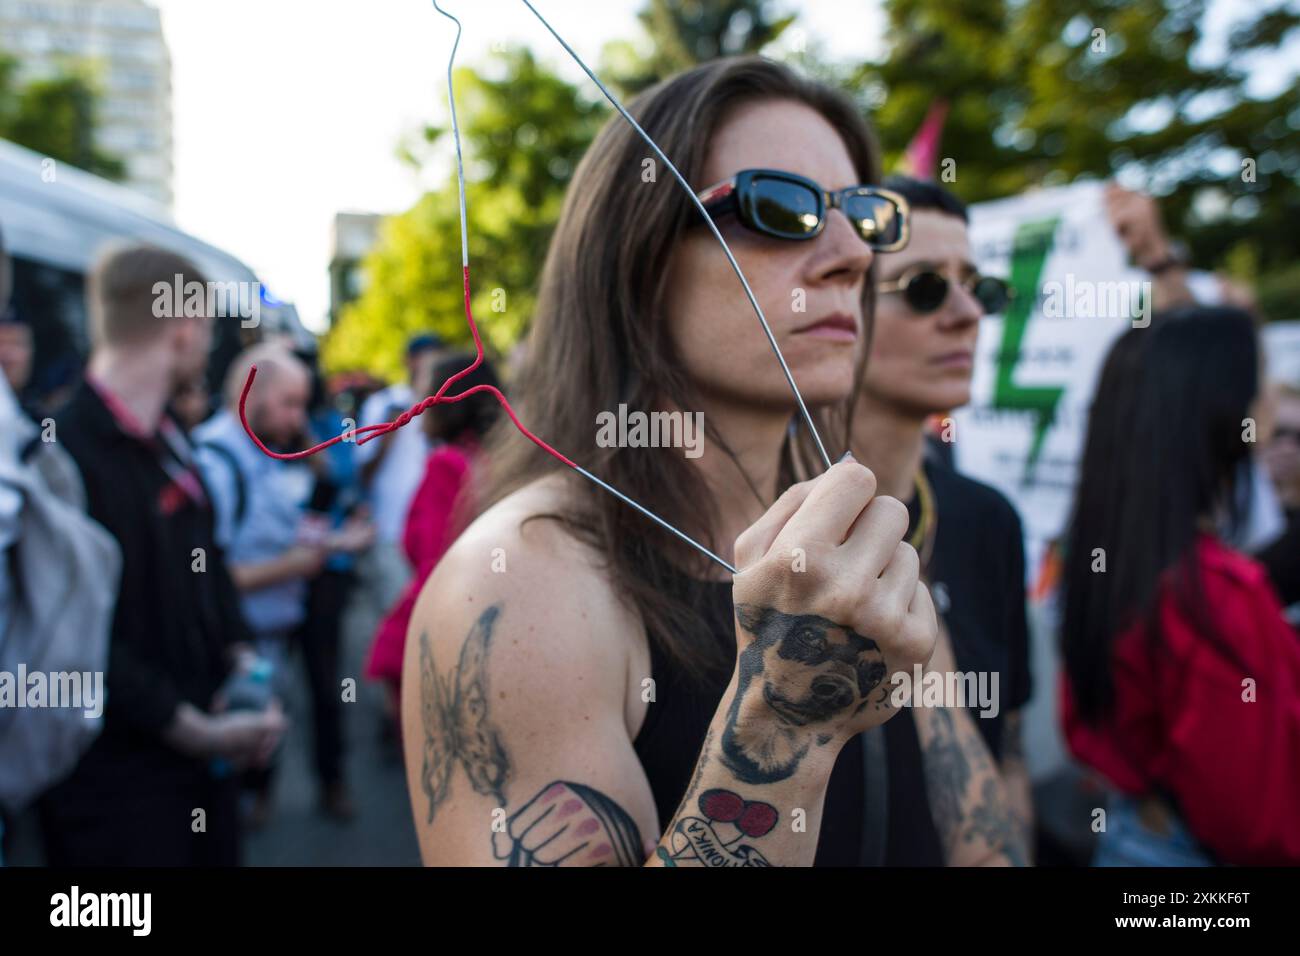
[0,236,484,863]
[0,53,1297,868]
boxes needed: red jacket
[1061,534,1300,865]
[365,439,476,687]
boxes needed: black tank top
[631,566,943,866]
[626,572,883,868]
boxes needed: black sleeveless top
[631,568,943,866]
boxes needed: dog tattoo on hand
[722,604,889,784]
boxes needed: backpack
[0,432,120,815]
[197,439,248,532]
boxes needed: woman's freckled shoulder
[416,474,638,660]
[437,474,597,579]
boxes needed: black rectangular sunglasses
[695,168,910,252]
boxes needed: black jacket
[41,380,252,798]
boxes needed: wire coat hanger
[238,0,837,576]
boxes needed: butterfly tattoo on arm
[420,603,512,824]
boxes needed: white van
[0,137,312,409]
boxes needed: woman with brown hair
[400,55,937,867]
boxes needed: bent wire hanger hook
[239,0,841,575]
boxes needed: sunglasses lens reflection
[753,178,821,237]
[846,194,902,248]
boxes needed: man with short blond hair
[87,243,205,346]
[40,243,284,866]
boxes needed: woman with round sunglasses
[845,176,1033,865]
[400,57,937,867]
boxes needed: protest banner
[954,181,1147,589]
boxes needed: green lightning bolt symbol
[992,215,1063,484]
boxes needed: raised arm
[401,461,938,867]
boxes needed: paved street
[244,594,421,866]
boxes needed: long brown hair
[477,56,882,680]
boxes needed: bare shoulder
[416,472,636,636]
[401,474,654,859]
[404,472,643,731]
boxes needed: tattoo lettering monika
[492,781,645,867]
[419,604,511,824]
[657,789,775,867]
[721,604,889,784]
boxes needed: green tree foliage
[603,0,796,93]
[322,48,608,379]
[856,0,1299,317]
[0,54,125,179]
[325,2,801,379]
[328,0,1300,379]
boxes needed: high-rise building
[0,0,173,206]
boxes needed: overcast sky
[150,0,1292,334]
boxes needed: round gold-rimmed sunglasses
[877,267,1013,315]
